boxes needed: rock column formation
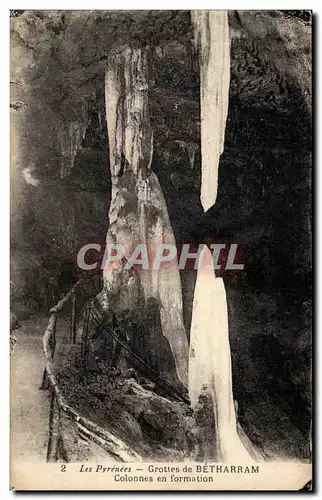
[189,11,252,461]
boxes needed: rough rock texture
[56,345,199,460]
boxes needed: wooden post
[39,368,50,391]
[51,315,57,357]
[46,392,60,462]
[40,316,57,390]
[70,289,76,344]
[96,273,103,294]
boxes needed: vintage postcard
[10,9,312,491]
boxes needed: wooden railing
[41,273,142,463]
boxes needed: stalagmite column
[189,11,253,461]
[97,45,189,388]
[58,101,89,178]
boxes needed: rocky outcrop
[97,45,189,388]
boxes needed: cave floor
[10,315,51,463]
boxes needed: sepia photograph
[10,9,312,490]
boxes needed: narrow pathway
[10,316,51,463]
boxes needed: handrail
[42,275,142,462]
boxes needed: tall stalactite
[192,10,230,212]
